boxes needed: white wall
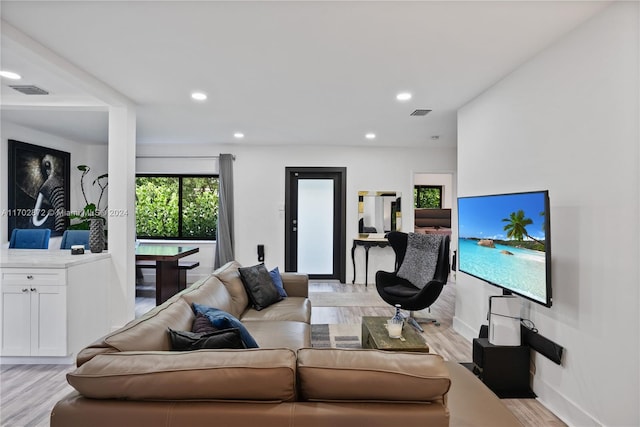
[138,143,457,284]
[0,120,108,249]
[234,145,456,284]
[456,3,639,426]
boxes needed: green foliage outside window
[135,176,218,239]
[414,186,442,209]
[182,177,219,238]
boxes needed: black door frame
[285,167,346,282]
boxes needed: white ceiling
[0,1,610,148]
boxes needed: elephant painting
[8,140,70,236]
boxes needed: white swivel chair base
[402,310,440,332]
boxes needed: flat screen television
[457,190,552,307]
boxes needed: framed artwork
[8,140,71,238]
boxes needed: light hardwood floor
[307,277,566,427]
[0,276,566,427]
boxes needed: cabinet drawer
[1,270,64,286]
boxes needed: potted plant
[68,165,108,252]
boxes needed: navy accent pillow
[238,263,283,310]
[192,303,259,348]
[269,267,288,298]
[167,328,246,351]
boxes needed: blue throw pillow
[192,303,259,348]
[269,267,288,298]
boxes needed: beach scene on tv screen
[458,192,547,303]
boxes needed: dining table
[135,244,199,305]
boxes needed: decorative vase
[89,219,105,253]
[387,304,404,338]
[392,304,404,323]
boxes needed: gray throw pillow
[396,233,442,289]
[238,263,283,311]
[167,327,246,350]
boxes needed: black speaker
[521,325,564,365]
[257,244,264,262]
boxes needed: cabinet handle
[26,275,34,280]
[30,288,37,292]
[22,288,28,293]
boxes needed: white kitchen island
[0,249,112,364]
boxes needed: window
[135,175,219,239]
[414,185,442,209]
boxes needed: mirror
[358,191,401,236]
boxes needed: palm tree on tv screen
[502,210,544,246]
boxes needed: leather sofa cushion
[243,321,311,350]
[67,349,297,401]
[180,275,236,317]
[240,297,311,323]
[51,396,448,427]
[104,298,194,352]
[213,261,250,318]
[297,349,451,402]
[280,273,309,298]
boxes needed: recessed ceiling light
[431,135,440,140]
[0,70,21,80]
[396,92,412,101]
[365,133,376,140]
[191,92,207,101]
[234,132,244,139]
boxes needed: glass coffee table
[361,316,430,352]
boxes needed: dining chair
[60,230,90,249]
[9,228,52,249]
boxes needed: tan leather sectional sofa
[51,261,522,427]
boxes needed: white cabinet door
[1,255,111,362]
[31,285,67,356]
[1,269,67,357]
[1,285,32,356]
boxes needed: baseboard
[452,315,477,342]
[533,377,602,427]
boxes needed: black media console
[472,338,535,398]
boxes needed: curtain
[215,154,235,268]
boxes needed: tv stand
[472,338,535,398]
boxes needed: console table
[351,237,390,287]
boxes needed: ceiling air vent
[9,85,49,95]
[410,109,432,117]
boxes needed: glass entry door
[297,179,333,274]
[285,167,346,281]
